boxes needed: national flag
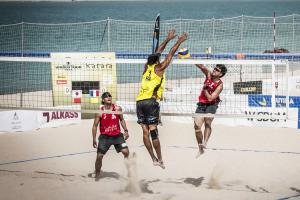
[72,90,82,98]
[90,97,99,104]
[72,90,82,104]
[89,90,99,97]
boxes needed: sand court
[0,117,300,200]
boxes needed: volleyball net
[0,54,290,119]
[1,14,300,120]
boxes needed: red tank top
[99,104,121,136]
[199,77,222,104]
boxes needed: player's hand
[124,132,129,140]
[167,29,176,40]
[93,139,97,148]
[178,32,188,43]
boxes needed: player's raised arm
[156,29,176,54]
[159,32,188,71]
[195,64,210,78]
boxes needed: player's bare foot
[196,144,205,158]
[95,171,101,181]
[153,157,160,166]
[158,160,165,169]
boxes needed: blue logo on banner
[248,95,300,108]
[248,95,271,107]
[248,95,300,129]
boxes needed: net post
[271,61,276,109]
[286,61,290,119]
[21,22,24,108]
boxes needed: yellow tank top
[136,64,166,101]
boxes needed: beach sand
[0,117,300,200]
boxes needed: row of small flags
[72,90,100,104]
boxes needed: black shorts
[136,98,160,125]
[97,133,128,155]
[195,102,218,114]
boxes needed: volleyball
[178,48,190,59]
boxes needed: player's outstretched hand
[178,32,188,43]
[167,29,176,40]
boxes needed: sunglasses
[213,67,221,72]
[103,94,112,98]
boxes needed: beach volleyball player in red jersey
[194,64,227,156]
[92,92,130,180]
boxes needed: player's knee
[96,153,104,159]
[96,154,104,163]
[204,122,212,129]
[150,129,158,140]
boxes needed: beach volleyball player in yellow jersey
[136,29,188,169]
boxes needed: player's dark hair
[216,64,227,78]
[147,53,161,65]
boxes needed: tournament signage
[0,106,82,132]
[247,95,300,129]
[233,81,262,94]
[51,52,117,112]
[248,95,300,108]
[0,110,38,132]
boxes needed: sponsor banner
[214,107,298,128]
[0,106,81,133]
[0,110,39,133]
[51,52,117,114]
[56,80,67,85]
[298,109,300,129]
[248,95,300,108]
[233,81,262,94]
[242,107,297,128]
[38,105,81,128]
[289,76,300,96]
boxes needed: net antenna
[152,14,160,54]
[99,18,109,50]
